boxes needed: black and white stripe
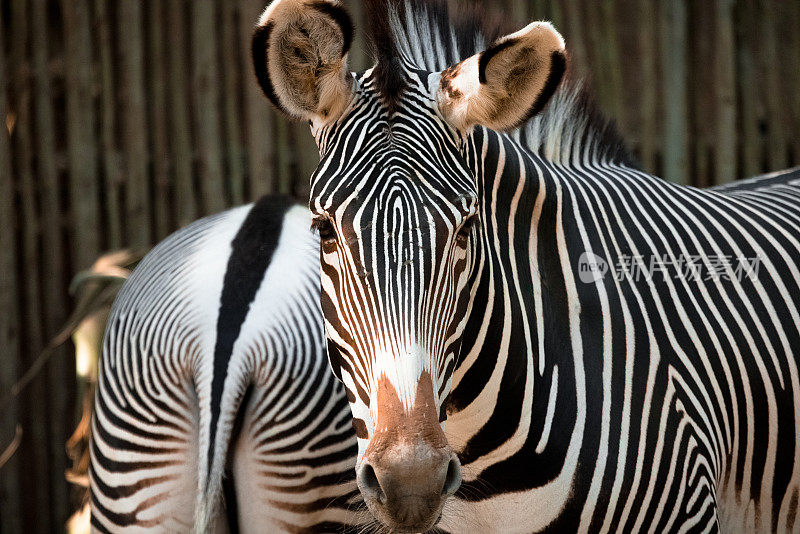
[90,197,364,532]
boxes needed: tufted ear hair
[436,22,566,132]
[252,0,354,122]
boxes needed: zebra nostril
[441,455,462,497]
[358,463,386,504]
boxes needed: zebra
[89,197,364,532]
[247,0,800,532]
[89,1,800,533]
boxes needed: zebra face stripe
[310,75,477,451]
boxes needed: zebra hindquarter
[228,356,364,532]
[89,333,205,532]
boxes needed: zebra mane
[363,0,636,167]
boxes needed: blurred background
[1,0,799,531]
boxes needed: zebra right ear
[252,0,354,123]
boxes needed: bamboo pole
[11,0,51,529]
[31,0,70,524]
[94,0,123,249]
[167,0,197,227]
[118,0,153,247]
[0,6,23,532]
[661,0,689,184]
[240,0,278,199]
[148,0,173,239]
[191,0,227,214]
[61,0,101,269]
[714,0,737,184]
[221,0,246,206]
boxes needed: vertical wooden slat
[276,116,297,195]
[94,0,123,249]
[346,0,368,71]
[548,1,563,33]
[10,0,50,529]
[631,0,656,171]
[221,0,246,205]
[291,123,319,198]
[191,0,227,214]
[62,0,101,269]
[791,2,800,165]
[532,0,549,20]
[612,0,636,156]
[240,0,277,199]
[714,0,737,184]
[148,0,173,239]
[31,0,70,524]
[584,2,613,115]
[661,0,689,184]
[118,0,152,247]
[275,118,292,195]
[599,0,624,127]
[759,0,787,172]
[689,0,712,188]
[166,0,197,226]
[510,0,528,26]
[736,0,762,177]
[560,0,588,78]
[0,6,23,532]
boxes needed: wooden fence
[1,0,798,530]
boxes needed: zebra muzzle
[357,372,462,532]
[358,445,461,532]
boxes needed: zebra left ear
[436,22,566,132]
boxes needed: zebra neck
[445,128,583,501]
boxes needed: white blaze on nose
[370,344,433,415]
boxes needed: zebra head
[253,0,565,530]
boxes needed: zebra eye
[312,217,337,244]
[456,216,475,245]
